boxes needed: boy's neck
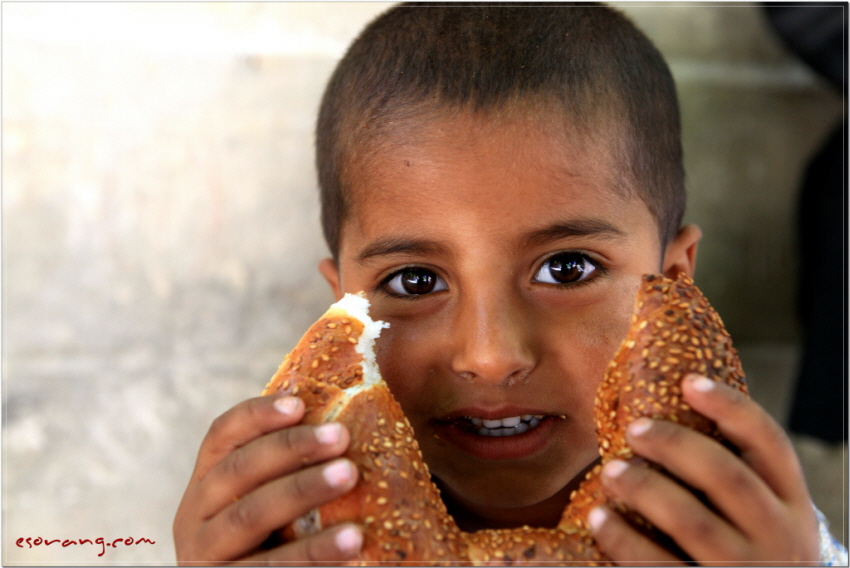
[433,459,600,532]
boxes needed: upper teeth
[467,415,544,436]
[470,415,542,428]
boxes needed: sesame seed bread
[262,274,747,564]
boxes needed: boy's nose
[449,293,536,387]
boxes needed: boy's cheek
[550,298,635,382]
[373,324,449,417]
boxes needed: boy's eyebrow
[357,237,450,263]
[524,218,627,247]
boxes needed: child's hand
[173,395,363,564]
[588,373,821,565]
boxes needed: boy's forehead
[339,110,655,256]
[345,109,631,212]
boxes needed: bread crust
[263,273,747,565]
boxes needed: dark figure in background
[764,4,847,443]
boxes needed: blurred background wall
[3,2,845,564]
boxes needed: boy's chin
[432,457,597,528]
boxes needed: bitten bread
[262,273,747,564]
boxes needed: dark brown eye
[534,252,597,284]
[384,267,447,296]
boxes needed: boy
[173,4,845,564]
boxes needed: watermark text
[16,536,155,557]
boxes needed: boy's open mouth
[456,414,545,437]
[430,407,566,460]
[432,412,563,460]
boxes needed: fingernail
[587,507,607,532]
[315,423,342,445]
[628,417,653,437]
[335,525,362,554]
[274,396,301,415]
[690,376,715,392]
[323,459,353,488]
[602,459,629,479]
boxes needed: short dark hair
[316,2,685,260]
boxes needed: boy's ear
[661,224,702,280]
[319,258,344,301]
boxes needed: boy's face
[321,111,697,527]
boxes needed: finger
[242,523,364,566]
[198,458,359,561]
[600,459,747,562]
[198,422,351,519]
[194,396,306,481]
[625,417,784,541]
[682,374,810,504]
[587,505,684,566]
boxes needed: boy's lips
[464,414,544,436]
[431,406,564,461]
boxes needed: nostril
[455,367,532,386]
[505,368,531,386]
[458,371,476,384]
